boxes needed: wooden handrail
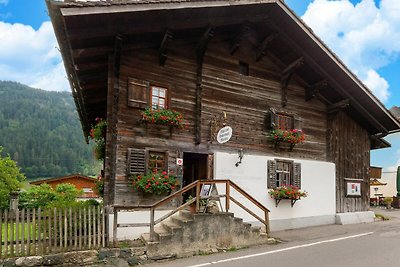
[112,179,270,244]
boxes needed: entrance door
[182,153,209,187]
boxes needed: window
[276,113,293,130]
[267,159,301,189]
[148,151,166,173]
[269,109,297,130]
[151,86,168,110]
[275,160,292,187]
[83,188,94,193]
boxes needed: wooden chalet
[47,0,400,231]
[30,174,99,199]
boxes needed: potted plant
[89,118,107,160]
[383,197,393,209]
[130,170,179,195]
[185,196,208,213]
[141,108,187,128]
[270,129,305,151]
[268,185,308,207]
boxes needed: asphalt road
[145,208,400,267]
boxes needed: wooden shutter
[293,162,301,189]
[267,160,277,189]
[127,78,149,108]
[127,148,146,175]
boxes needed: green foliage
[130,171,179,194]
[0,147,25,209]
[89,118,106,160]
[18,183,83,209]
[0,81,101,179]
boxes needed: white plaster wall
[370,172,397,198]
[214,151,336,225]
[108,210,172,240]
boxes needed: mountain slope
[0,81,100,179]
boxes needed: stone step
[154,226,172,243]
[171,215,194,227]
[161,220,182,234]
[141,233,160,245]
[179,210,194,219]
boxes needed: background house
[30,174,99,199]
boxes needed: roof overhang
[47,0,400,141]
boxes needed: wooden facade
[48,0,400,213]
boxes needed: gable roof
[30,174,97,185]
[47,0,400,140]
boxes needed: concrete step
[179,210,194,220]
[154,226,172,243]
[161,220,182,234]
[171,215,194,227]
[141,233,160,245]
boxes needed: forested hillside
[0,81,100,179]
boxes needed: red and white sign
[176,158,183,166]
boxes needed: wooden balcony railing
[113,179,270,244]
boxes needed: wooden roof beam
[255,32,278,62]
[230,22,251,55]
[159,29,173,66]
[281,57,304,107]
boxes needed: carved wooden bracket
[256,32,278,62]
[305,79,328,102]
[230,22,251,55]
[197,26,214,63]
[159,29,173,66]
[327,99,350,114]
[281,57,304,107]
[195,26,215,144]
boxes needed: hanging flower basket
[270,129,305,151]
[141,108,186,128]
[89,118,107,160]
[268,185,308,207]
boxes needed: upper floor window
[151,86,168,110]
[148,151,166,173]
[276,113,294,130]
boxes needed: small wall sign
[217,126,233,144]
[176,158,183,166]
[346,182,361,197]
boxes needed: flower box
[270,129,305,151]
[141,108,186,128]
[268,185,308,207]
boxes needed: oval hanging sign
[217,126,233,144]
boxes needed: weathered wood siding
[108,37,328,206]
[328,111,370,213]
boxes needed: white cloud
[0,21,69,91]
[302,0,400,103]
[0,0,9,5]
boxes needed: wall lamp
[235,149,244,167]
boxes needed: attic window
[239,61,249,76]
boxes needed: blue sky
[0,0,399,170]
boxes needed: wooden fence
[0,206,107,258]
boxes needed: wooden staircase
[141,210,268,257]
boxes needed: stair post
[150,207,155,241]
